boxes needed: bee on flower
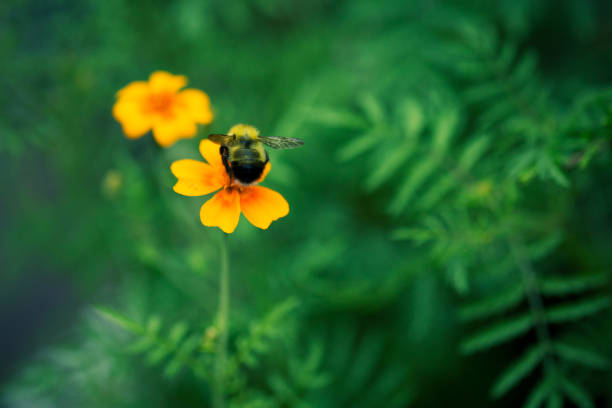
[113,71,213,147]
[171,124,304,233]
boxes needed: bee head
[228,124,260,140]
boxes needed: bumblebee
[208,124,304,185]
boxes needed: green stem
[508,235,557,377]
[213,233,229,408]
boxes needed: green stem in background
[213,233,229,408]
[508,236,557,377]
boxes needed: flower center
[145,92,175,117]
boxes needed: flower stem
[213,233,229,408]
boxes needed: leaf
[389,159,439,215]
[490,344,545,398]
[416,173,455,210]
[147,345,171,365]
[553,342,609,370]
[523,377,551,408]
[457,135,490,171]
[365,143,415,190]
[146,315,162,335]
[399,98,425,136]
[512,52,537,83]
[391,226,435,243]
[527,234,563,261]
[358,94,385,124]
[431,108,459,156]
[305,108,367,128]
[164,358,183,379]
[460,314,532,354]
[459,282,524,322]
[128,336,155,353]
[177,335,201,357]
[168,322,188,345]
[559,377,595,408]
[546,392,563,408]
[95,307,143,334]
[540,273,608,296]
[337,129,381,161]
[538,155,569,187]
[546,295,611,323]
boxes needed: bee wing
[208,134,235,145]
[258,136,304,150]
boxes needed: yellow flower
[171,139,289,233]
[112,71,213,147]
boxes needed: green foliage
[2,0,612,407]
[96,307,209,379]
[490,344,545,398]
[459,238,610,406]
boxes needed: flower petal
[177,89,213,124]
[257,161,271,183]
[152,115,197,147]
[240,186,289,230]
[112,99,152,138]
[199,139,224,168]
[149,71,187,93]
[200,189,241,233]
[170,159,224,196]
[116,81,150,99]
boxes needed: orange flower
[112,71,213,147]
[171,139,289,233]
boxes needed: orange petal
[112,99,151,138]
[116,81,150,99]
[152,115,197,147]
[170,159,224,196]
[199,139,224,168]
[257,161,271,183]
[200,189,241,233]
[177,89,213,124]
[240,186,289,230]
[149,71,187,93]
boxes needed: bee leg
[220,145,233,181]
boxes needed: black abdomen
[231,161,266,184]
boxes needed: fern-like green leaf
[358,94,385,124]
[168,321,189,345]
[459,282,524,322]
[146,345,171,365]
[95,306,143,334]
[431,108,459,155]
[546,295,611,323]
[399,98,425,136]
[540,273,608,296]
[389,159,439,214]
[337,129,381,161]
[305,108,367,129]
[553,342,609,370]
[365,141,415,191]
[490,344,546,398]
[457,134,490,172]
[523,377,551,408]
[546,392,563,408]
[460,314,532,354]
[559,377,595,408]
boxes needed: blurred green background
[2,0,612,407]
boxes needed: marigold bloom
[171,139,289,233]
[113,71,213,147]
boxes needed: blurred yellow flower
[112,71,213,147]
[101,169,123,197]
[171,139,289,233]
